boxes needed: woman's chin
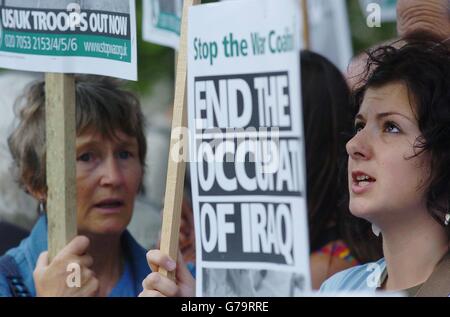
[349,200,377,222]
[83,219,129,236]
[94,225,126,235]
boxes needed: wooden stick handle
[301,0,310,49]
[159,0,200,280]
[45,73,77,261]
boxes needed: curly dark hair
[352,33,450,235]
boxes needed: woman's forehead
[360,82,415,117]
[76,128,137,146]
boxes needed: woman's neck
[381,211,449,292]
[83,232,123,297]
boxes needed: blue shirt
[319,258,387,294]
[0,215,150,297]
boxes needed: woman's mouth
[93,199,125,214]
[351,171,376,194]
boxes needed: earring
[39,200,45,214]
[445,213,450,226]
[372,223,381,237]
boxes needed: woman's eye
[77,152,92,162]
[354,122,365,133]
[118,150,131,159]
[384,121,401,133]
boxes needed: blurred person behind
[140,51,383,296]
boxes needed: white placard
[142,0,182,50]
[188,0,311,296]
[0,0,137,80]
[221,0,353,73]
[308,0,353,73]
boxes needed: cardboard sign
[142,0,182,49]
[220,0,353,73]
[0,0,137,80]
[308,0,353,72]
[188,0,311,296]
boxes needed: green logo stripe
[156,12,180,35]
[0,30,131,62]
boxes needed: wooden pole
[301,0,310,49]
[159,0,199,280]
[45,73,77,261]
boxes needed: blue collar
[20,215,150,296]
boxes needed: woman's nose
[99,156,124,187]
[346,128,372,161]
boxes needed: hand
[33,236,99,297]
[139,250,195,297]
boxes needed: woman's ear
[138,173,145,195]
[25,185,47,202]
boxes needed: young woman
[320,36,450,296]
[138,51,383,297]
[139,37,450,297]
[0,76,150,297]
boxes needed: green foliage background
[128,0,397,94]
[0,0,397,96]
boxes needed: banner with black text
[188,0,311,296]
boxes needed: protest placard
[188,0,311,296]
[308,0,353,72]
[0,0,137,80]
[220,0,352,73]
[142,0,182,50]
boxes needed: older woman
[320,36,450,296]
[0,76,150,297]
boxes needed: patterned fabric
[317,240,359,266]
